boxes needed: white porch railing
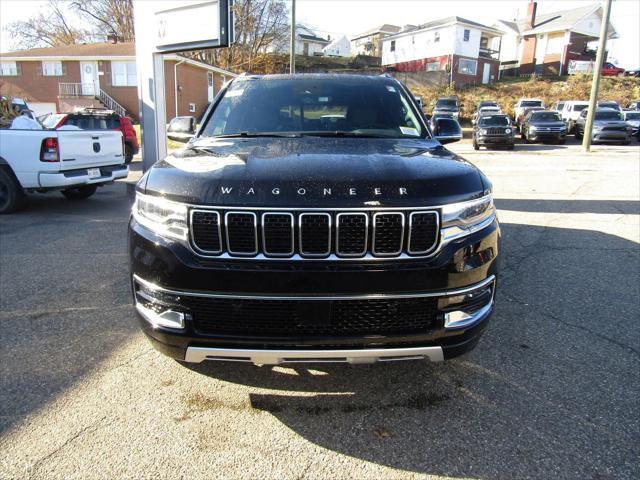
[59,82,95,97]
[58,83,127,117]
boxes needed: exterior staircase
[58,83,128,117]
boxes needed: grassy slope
[412,75,640,119]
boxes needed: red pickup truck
[601,62,625,77]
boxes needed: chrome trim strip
[132,274,496,301]
[440,212,496,244]
[190,209,222,254]
[336,212,369,257]
[261,212,295,257]
[187,203,446,212]
[184,345,445,364]
[225,211,258,256]
[407,211,440,255]
[298,212,332,257]
[372,212,405,257]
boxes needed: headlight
[441,194,496,241]
[480,129,488,135]
[529,125,538,131]
[133,193,189,240]
[505,128,512,134]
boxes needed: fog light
[439,280,495,329]
[136,303,186,330]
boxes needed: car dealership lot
[1,141,639,480]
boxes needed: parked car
[514,98,544,123]
[627,100,640,110]
[551,101,566,113]
[601,62,625,77]
[472,114,514,150]
[516,106,545,133]
[471,106,501,125]
[561,101,590,132]
[575,108,632,144]
[0,124,127,213]
[478,101,499,109]
[432,96,460,119]
[623,110,640,137]
[167,116,197,142]
[129,73,499,365]
[41,108,139,164]
[624,68,640,78]
[521,110,567,144]
[597,101,621,111]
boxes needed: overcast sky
[1,0,638,67]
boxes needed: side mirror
[434,117,462,144]
[414,96,423,110]
[167,116,197,142]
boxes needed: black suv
[521,110,567,144]
[129,74,499,365]
[472,114,514,150]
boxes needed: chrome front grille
[190,208,439,260]
[485,127,506,135]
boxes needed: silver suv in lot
[575,108,632,144]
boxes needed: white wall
[381,25,455,66]
[323,36,351,57]
[494,26,519,63]
[573,11,601,37]
[295,39,327,56]
[453,25,481,57]
[534,33,548,64]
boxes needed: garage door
[29,102,57,118]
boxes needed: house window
[426,62,440,72]
[189,103,196,113]
[42,61,63,76]
[111,61,137,86]
[390,40,396,52]
[463,29,470,42]
[0,61,18,76]
[434,31,440,43]
[458,58,477,75]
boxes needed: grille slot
[225,212,257,255]
[408,212,439,254]
[299,213,331,257]
[191,210,222,253]
[372,212,404,256]
[336,213,368,257]
[262,213,294,256]
[185,296,439,337]
[486,127,506,135]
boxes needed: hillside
[411,75,640,120]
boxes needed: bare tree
[72,0,135,42]
[189,0,290,73]
[5,0,89,49]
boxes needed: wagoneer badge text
[220,187,409,196]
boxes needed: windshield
[521,100,542,107]
[595,111,622,120]
[202,77,425,138]
[531,112,561,122]
[625,112,640,120]
[436,99,458,109]
[479,116,510,126]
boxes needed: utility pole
[290,0,296,74]
[583,0,613,152]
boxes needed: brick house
[0,42,235,121]
[494,2,618,77]
[381,17,503,86]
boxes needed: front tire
[61,185,97,200]
[0,168,26,214]
[575,129,583,140]
[473,139,479,150]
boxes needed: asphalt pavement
[1,138,639,480]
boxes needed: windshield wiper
[210,132,301,138]
[298,131,395,138]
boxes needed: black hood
[141,137,486,207]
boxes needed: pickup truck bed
[0,128,128,213]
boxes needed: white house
[494,2,618,76]
[381,17,503,86]
[323,36,351,57]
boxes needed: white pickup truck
[0,127,128,213]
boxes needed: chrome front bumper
[184,345,445,364]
